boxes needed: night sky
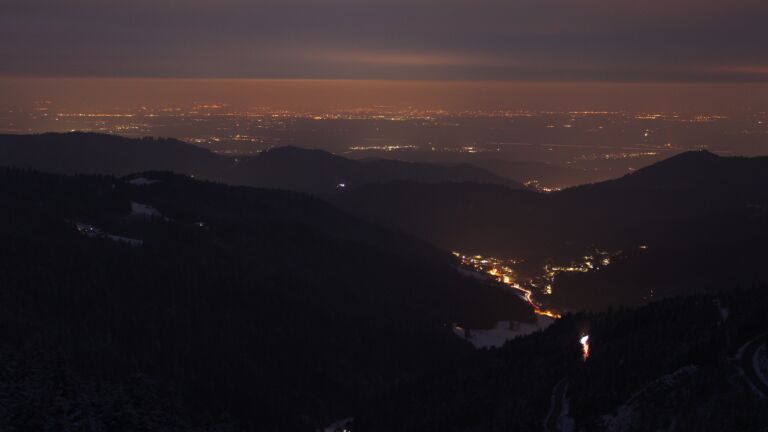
[3,0,768,82]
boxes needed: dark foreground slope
[0,132,523,193]
[353,287,768,432]
[0,169,531,431]
[2,168,767,432]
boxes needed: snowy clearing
[75,222,143,247]
[131,201,165,219]
[454,315,555,349]
[127,177,159,186]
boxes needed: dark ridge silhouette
[0,167,533,430]
[332,151,768,310]
[0,132,524,193]
[334,151,768,254]
[228,145,523,193]
[564,149,768,193]
[0,132,223,176]
[344,148,633,189]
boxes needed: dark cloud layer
[2,0,767,81]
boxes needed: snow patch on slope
[754,344,768,390]
[127,177,159,186]
[75,222,143,247]
[131,202,164,219]
[601,365,698,432]
[454,315,555,349]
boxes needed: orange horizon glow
[3,78,768,114]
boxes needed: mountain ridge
[0,132,524,193]
[0,166,534,430]
[331,150,768,311]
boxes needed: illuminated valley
[454,249,620,319]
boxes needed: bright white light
[580,335,590,361]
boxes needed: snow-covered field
[127,177,159,186]
[131,202,164,219]
[454,315,555,349]
[75,222,143,246]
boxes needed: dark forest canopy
[353,286,768,431]
[0,168,531,430]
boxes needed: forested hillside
[0,168,531,430]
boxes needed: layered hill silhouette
[0,132,523,193]
[332,151,768,310]
[1,140,768,431]
[334,150,768,253]
[343,148,616,188]
[0,168,532,430]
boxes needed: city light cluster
[454,252,561,318]
[454,249,620,319]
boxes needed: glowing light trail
[511,282,562,318]
[454,252,562,319]
[580,335,590,361]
